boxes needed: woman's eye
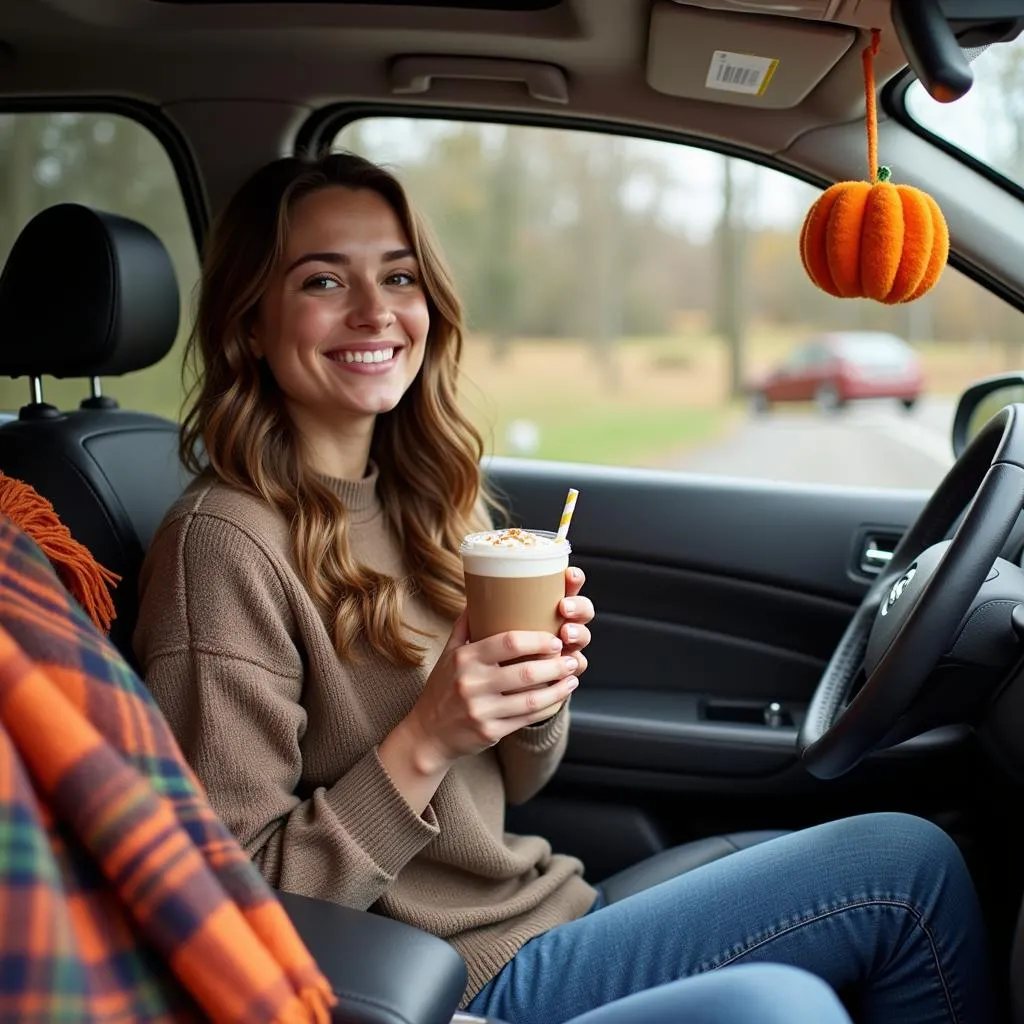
[304,274,340,291]
[385,271,418,287]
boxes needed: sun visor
[647,1,857,109]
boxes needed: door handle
[859,534,900,575]
[390,56,569,104]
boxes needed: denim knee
[850,812,963,861]
[834,812,971,900]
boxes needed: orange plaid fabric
[0,514,336,1023]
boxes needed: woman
[135,152,994,1024]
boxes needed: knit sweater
[133,466,596,1003]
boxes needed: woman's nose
[348,284,395,332]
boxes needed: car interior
[4,1,1024,1021]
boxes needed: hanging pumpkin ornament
[800,28,949,304]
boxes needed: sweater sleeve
[134,511,439,910]
[496,700,571,806]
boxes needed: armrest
[276,890,468,1024]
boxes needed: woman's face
[251,185,430,444]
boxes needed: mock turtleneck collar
[317,462,381,523]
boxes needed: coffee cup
[460,527,572,718]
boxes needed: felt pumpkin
[799,29,949,305]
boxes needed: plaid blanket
[0,515,335,1023]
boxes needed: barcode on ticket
[705,50,779,96]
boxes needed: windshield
[905,33,1024,190]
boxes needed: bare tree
[714,157,750,398]
[483,129,522,362]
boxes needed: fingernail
[565,624,579,642]
[550,637,564,651]
[563,599,576,615]
[570,568,582,581]
[564,656,578,672]
[567,678,579,691]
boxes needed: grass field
[458,328,1017,467]
[6,327,1017,470]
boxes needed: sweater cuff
[511,699,569,752]
[324,747,439,879]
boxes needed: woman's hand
[559,566,594,677]
[401,613,580,773]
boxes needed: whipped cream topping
[461,528,570,578]
[465,528,559,549]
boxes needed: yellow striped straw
[555,488,579,542]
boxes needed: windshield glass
[905,33,1024,190]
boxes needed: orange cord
[0,473,119,634]
[862,28,882,183]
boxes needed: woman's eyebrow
[285,248,415,275]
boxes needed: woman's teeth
[333,348,395,364]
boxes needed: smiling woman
[248,186,431,476]
[133,149,599,1014]
[176,152,489,666]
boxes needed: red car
[751,332,924,414]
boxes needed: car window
[905,34,1024,193]
[0,112,199,420]
[332,117,1018,491]
[782,348,809,370]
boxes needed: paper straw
[555,488,579,542]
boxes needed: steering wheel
[799,403,1024,779]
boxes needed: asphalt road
[674,397,956,490]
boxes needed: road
[673,398,956,490]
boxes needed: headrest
[0,204,180,379]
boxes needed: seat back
[0,203,192,659]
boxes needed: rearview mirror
[952,373,1024,457]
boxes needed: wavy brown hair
[180,152,493,666]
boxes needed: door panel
[487,456,926,602]
[486,457,985,877]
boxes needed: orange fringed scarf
[0,473,119,634]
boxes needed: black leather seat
[0,202,787,981]
[598,829,788,904]
[0,203,193,661]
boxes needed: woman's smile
[323,342,403,374]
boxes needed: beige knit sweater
[133,466,596,1002]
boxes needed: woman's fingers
[472,629,563,666]
[560,595,594,623]
[565,567,586,598]
[498,654,580,693]
[486,674,579,720]
[560,622,591,651]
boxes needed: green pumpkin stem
[877,165,892,183]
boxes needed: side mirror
[952,373,1024,457]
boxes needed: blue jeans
[466,813,994,1024]
[562,964,852,1024]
